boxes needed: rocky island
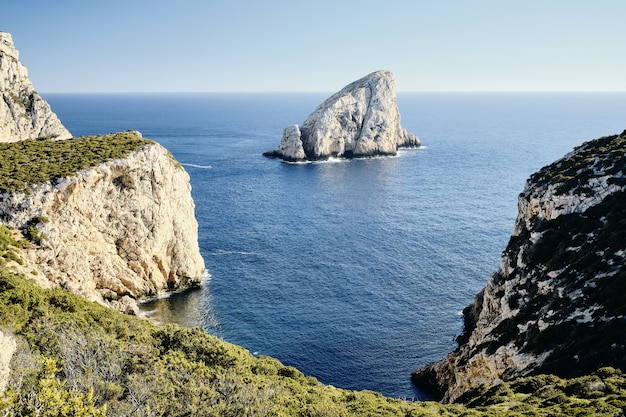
[264,70,420,161]
[413,130,626,403]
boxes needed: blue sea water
[47,92,626,400]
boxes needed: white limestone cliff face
[277,124,306,161]
[264,70,420,161]
[0,32,71,142]
[413,131,626,402]
[0,330,16,393]
[0,140,205,313]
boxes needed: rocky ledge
[413,130,626,402]
[264,70,420,161]
[0,32,71,142]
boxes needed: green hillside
[0,241,625,416]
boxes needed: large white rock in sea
[264,70,420,161]
[0,32,72,142]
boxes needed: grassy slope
[1,227,625,416]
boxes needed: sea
[46,92,626,400]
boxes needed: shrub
[0,131,154,193]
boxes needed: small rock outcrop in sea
[0,132,205,313]
[264,70,420,161]
[412,130,626,402]
[0,32,71,142]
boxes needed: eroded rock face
[0,32,72,142]
[0,138,205,313]
[413,131,626,402]
[0,330,16,392]
[264,70,419,161]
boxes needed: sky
[3,0,626,93]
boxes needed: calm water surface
[47,92,626,399]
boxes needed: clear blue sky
[3,0,626,93]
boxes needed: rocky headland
[0,32,71,142]
[0,133,206,313]
[264,70,420,161]
[0,33,204,313]
[413,130,626,403]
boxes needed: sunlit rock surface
[0,32,71,142]
[264,70,420,161]
[0,134,205,313]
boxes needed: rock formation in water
[0,132,205,313]
[412,130,626,402]
[0,32,71,142]
[264,70,420,161]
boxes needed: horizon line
[40,90,626,95]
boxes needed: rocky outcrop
[0,32,71,142]
[0,135,205,313]
[264,70,420,161]
[413,131,626,402]
[0,330,16,392]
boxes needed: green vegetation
[0,224,28,266]
[0,265,625,416]
[0,131,154,193]
[529,131,626,195]
[24,215,49,246]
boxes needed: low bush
[0,131,154,193]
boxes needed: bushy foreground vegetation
[1,265,625,416]
[0,132,154,193]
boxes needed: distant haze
[3,0,626,93]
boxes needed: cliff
[0,330,15,393]
[0,132,205,313]
[264,70,420,161]
[0,32,71,142]
[413,130,626,402]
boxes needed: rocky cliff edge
[0,133,205,313]
[264,70,420,161]
[413,130,626,402]
[0,32,72,142]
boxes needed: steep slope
[413,130,626,402]
[0,131,205,313]
[0,32,71,142]
[2,270,626,416]
[264,70,420,161]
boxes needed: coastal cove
[47,92,626,399]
